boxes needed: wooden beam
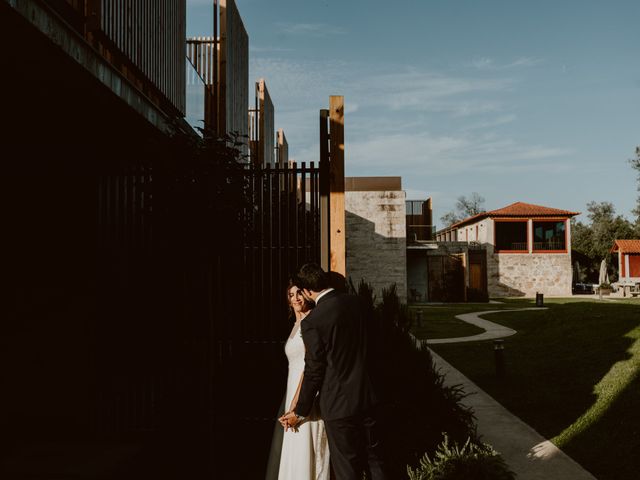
[329,96,345,277]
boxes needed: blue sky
[187,0,640,227]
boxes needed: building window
[495,221,528,252]
[533,221,566,251]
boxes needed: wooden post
[319,109,330,272]
[329,96,345,277]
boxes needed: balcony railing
[533,241,565,251]
[186,58,207,136]
[499,242,528,251]
[497,241,565,251]
[42,0,186,115]
[407,225,436,242]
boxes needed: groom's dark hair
[297,263,330,292]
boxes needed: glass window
[533,221,566,251]
[495,221,528,251]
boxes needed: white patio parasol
[599,259,610,285]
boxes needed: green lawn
[409,300,534,339]
[414,298,640,480]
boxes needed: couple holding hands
[268,263,388,480]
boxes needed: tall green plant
[352,280,476,477]
[379,283,412,332]
[407,435,515,480]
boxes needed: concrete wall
[456,218,491,243]
[346,190,407,303]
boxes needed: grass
[413,298,640,480]
[409,305,485,339]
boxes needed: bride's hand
[278,413,288,428]
[279,411,300,432]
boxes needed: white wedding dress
[277,323,330,480]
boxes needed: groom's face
[302,287,314,300]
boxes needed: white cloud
[345,131,574,176]
[356,70,513,111]
[250,46,294,54]
[250,57,514,126]
[471,56,543,70]
[250,57,346,103]
[462,114,517,131]
[472,57,495,69]
[509,57,543,68]
[247,57,567,180]
[276,22,347,36]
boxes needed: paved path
[427,307,546,344]
[427,307,598,479]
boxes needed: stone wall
[345,190,407,303]
[487,246,573,297]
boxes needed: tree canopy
[440,192,486,227]
[572,201,636,282]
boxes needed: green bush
[407,435,515,480]
[349,278,476,477]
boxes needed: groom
[280,263,387,480]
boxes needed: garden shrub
[407,435,515,480]
[349,279,476,477]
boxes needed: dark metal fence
[241,162,321,340]
[213,161,321,475]
[95,155,322,476]
[96,160,158,436]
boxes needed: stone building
[345,177,407,303]
[436,202,579,297]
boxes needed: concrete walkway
[427,307,598,479]
[427,307,546,344]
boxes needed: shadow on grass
[430,300,640,480]
[557,336,640,480]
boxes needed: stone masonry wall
[487,246,573,297]
[345,191,407,303]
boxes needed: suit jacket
[295,290,377,421]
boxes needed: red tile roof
[449,202,580,229]
[611,239,640,254]
[487,202,580,217]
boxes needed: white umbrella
[599,259,609,285]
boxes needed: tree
[571,201,636,282]
[440,211,460,227]
[440,192,485,227]
[456,192,485,217]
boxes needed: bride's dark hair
[286,276,314,320]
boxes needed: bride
[266,278,330,480]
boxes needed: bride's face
[288,286,308,314]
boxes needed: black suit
[296,290,387,480]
